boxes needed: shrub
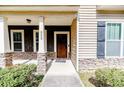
[95,68,124,87]
[0,64,38,87]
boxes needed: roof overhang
[97,5,124,14]
[97,5,124,10]
[0,5,79,12]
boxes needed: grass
[79,71,95,87]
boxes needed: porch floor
[40,60,83,87]
[13,59,38,65]
[12,59,52,66]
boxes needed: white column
[38,16,46,53]
[37,16,46,75]
[0,17,10,53]
[0,17,12,68]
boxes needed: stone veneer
[0,52,13,68]
[37,53,47,75]
[79,58,124,72]
[71,18,77,67]
[13,52,37,60]
[13,52,56,60]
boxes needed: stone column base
[37,53,47,75]
[0,52,13,68]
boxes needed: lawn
[79,68,124,87]
[79,71,96,87]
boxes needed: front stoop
[0,52,13,68]
[37,53,47,75]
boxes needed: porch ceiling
[5,14,76,25]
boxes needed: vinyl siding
[97,14,124,21]
[78,5,97,59]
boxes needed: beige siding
[78,5,97,59]
[71,18,77,67]
[97,14,124,22]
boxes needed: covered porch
[0,5,79,75]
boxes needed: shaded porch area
[0,8,78,75]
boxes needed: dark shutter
[97,21,105,59]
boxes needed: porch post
[37,16,47,75]
[0,17,12,68]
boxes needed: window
[106,23,122,57]
[11,30,24,52]
[33,30,39,52]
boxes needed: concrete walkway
[40,60,83,87]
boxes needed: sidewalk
[40,60,83,87]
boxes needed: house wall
[78,5,97,59]
[8,26,70,60]
[78,6,124,72]
[97,14,124,21]
[78,5,97,71]
[71,18,77,67]
[13,52,37,60]
[45,26,70,59]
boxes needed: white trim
[105,22,124,58]
[33,30,38,52]
[76,14,79,71]
[45,29,47,52]
[121,23,124,57]
[11,30,24,52]
[54,31,70,58]
[33,29,47,52]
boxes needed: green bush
[0,64,38,87]
[95,68,124,87]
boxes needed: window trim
[11,30,24,52]
[105,22,124,58]
[33,30,47,52]
[33,30,38,52]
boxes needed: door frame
[54,31,70,58]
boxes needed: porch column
[0,17,12,68]
[37,16,47,75]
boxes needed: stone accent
[71,18,77,67]
[13,52,37,60]
[37,53,47,75]
[0,52,13,68]
[79,58,124,72]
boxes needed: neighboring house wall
[71,18,77,67]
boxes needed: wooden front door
[57,34,67,58]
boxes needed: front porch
[0,7,78,75]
